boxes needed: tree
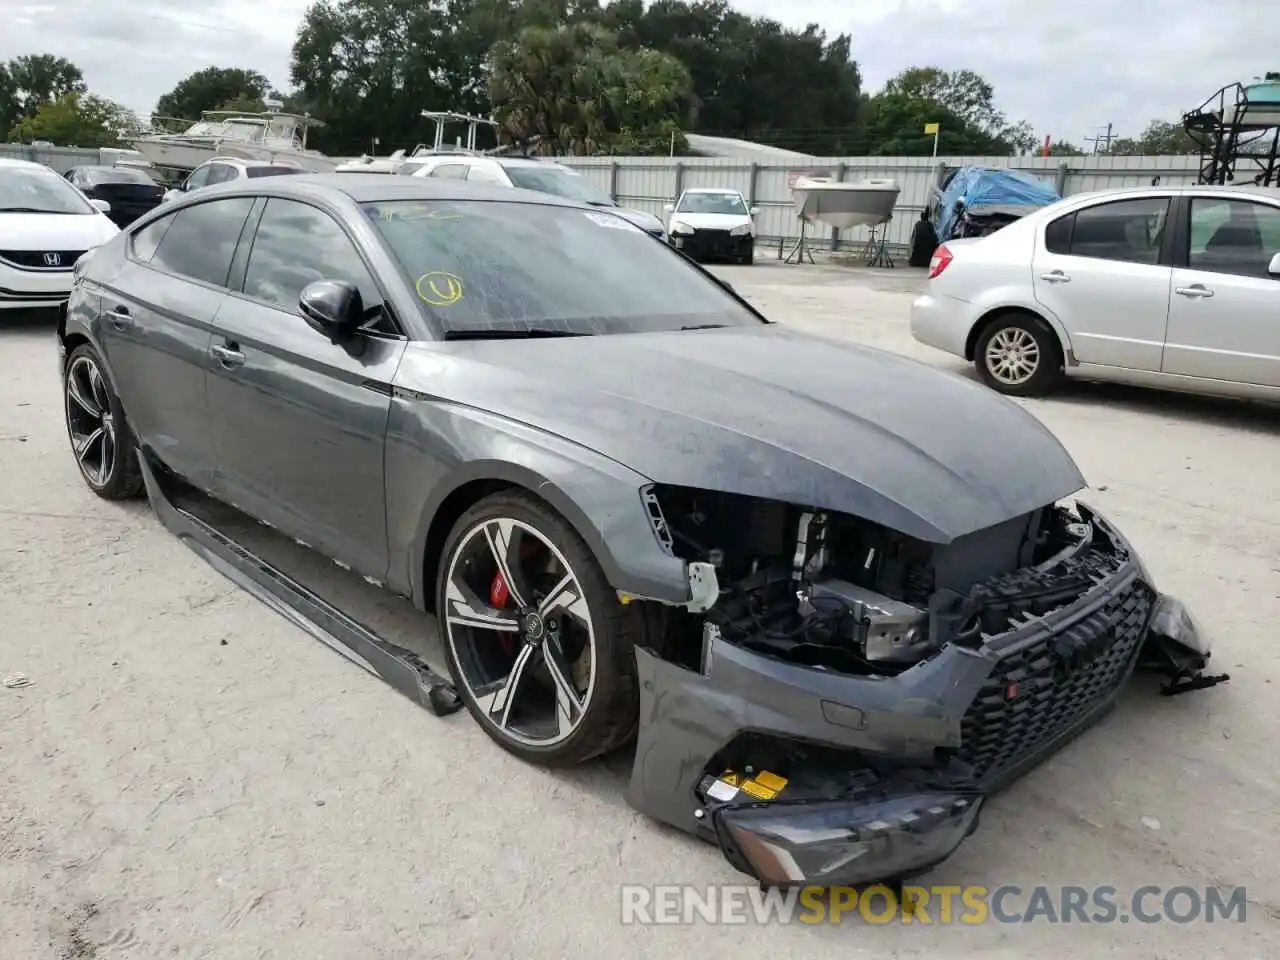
[154,67,272,121]
[870,66,1035,155]
[1,54,86,133]
[488,22,690,155]
[288,0,864,155]
[8,92,141,147]
[1108,120,1200,156]
[1045,140,1086,156]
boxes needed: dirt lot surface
[2,261,1277,959]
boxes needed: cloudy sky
[6,0,1278,147]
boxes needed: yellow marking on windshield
[416,271,464,306]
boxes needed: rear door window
[1065,197,1170,265]
[130,213,176,263]
[149,197,256,287]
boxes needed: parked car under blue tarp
[932,166,1063,241]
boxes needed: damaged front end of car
[625,485,1228,889]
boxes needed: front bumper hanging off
[626,511,1228,889]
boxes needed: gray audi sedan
[59,174,1225,889]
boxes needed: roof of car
[205,156,303,168]
[682,187,743,195]
[1065,183,1280,203]
[177,172,588,208]
[0,157,52,171]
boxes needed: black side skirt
[136,450,463,717]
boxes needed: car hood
[398,325,1086,543]
[670,211,751,230]
[609,206,666,234]
[0,211,119,248]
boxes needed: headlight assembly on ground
[619,883,1249,925]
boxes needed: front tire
[973,313,1063,397]
[436,490,639,767]
[740,241,755,265]
[63,343,144,500]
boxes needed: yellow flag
[923,122,940,135]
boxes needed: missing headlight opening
[644,484,1116,679]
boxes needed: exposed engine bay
[646,485,1156,678]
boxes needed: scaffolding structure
[1182,78,1280,186]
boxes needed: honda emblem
[43,252,61,267]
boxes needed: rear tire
[62,343,144,500]
[436,490,640,767]
[973,313,1063,397]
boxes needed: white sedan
[910,183,1280,402]
[0,158,120,311]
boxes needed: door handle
[1175,285,1214,299]
[210,343,245,367]
[1039,271,1071,283]
[105,306,132,331]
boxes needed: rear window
[246,166,303,179]
[364,199,763,335]
[90,167,156,185]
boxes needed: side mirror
[299,279,365,343]
[749,206,760,216]
[89,198,111,214]
[663,202,675,213]
[1269,252,1280,276]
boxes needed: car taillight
[928,245,953,279]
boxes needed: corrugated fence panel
[1,142,104,171]
[560,153,1217,253]
[2,143,1217,252]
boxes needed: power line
[1084,123,1114,154]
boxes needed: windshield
[184,120,265,143]
[676,191,747,215]
[84,167,156,186]
[0,166,94,214]
[365,199,764,335]
[504,166,615,206]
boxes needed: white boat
[132,105,336,173]
[792,177,901,230]
[335,111,502,175]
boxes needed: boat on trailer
[791,177,901,230]
[132,101,336,173]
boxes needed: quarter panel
[384,400,690,608]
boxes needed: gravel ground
[1,262,1277,959]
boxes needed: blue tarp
[935,166,1062,240]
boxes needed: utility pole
[1085,123,1114,155]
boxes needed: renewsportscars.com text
[620,884,1248,926]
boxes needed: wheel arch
[965,305,1070,365]
[411,459,690,616]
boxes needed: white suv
[411,155,667,239]
[163,156,305,202]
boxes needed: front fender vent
[641,485,674,555]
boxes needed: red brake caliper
[488,541,543,652]
[490,571,514,651]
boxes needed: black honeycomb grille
[957,580,1154,785]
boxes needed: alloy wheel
[65,355,117,488]
[984,327,1041,386]
[443,517,597,747]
